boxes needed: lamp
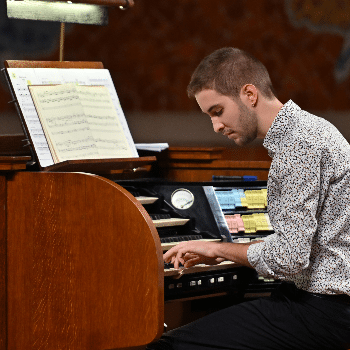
[6,0,135,60]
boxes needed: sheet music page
[7,68,138,167]
[76,85,133,158]
[74,69,139,157]
[6,68,54,167]
[58,69,138,157]
[29,83,99,163]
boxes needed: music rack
[3,60,156,173]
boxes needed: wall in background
[1,0,350,150]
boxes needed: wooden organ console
[0,157,165,350]
[0,152,279,350]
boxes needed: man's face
[195,89,258,146]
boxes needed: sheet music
[7,69,54,167]
[136,143,169,152]
[76,85,133,158]
[59,69,138,157]
[7,68,138,167]
[29,83,99,162]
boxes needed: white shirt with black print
[247,100,350,295]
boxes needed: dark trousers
[147,283,350,350]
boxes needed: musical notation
[28,83,134,163]
[7,67,139,167]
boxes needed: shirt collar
[263,100,301,157]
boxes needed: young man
[148,47,350,350]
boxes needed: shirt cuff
[247,235,280,278]
[247,241,264,268]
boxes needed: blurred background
[1,0,350,151]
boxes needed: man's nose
[212,118,224,133]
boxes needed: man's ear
[240,84,258,107]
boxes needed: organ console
[0,153,281,350]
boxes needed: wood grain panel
[157,147,271,181]
[0,175,7,350]
[5,61,104,69]
[42,156,156,173]
[162,147,225,160]
[6,172,163,349]
[160,160,271,182]
[164,169,270,182]
[0,156,31,171]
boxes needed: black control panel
[117,179,281,301]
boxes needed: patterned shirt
[247,100,350,295]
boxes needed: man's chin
[233,139,244,147]
[226,132,255,146]
[233,137,254,147]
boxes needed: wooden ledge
[0,156,31,171]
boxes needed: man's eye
[213,109,223,117]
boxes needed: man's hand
[180,253,226,268]
[163,240,223,269]
[163,240,261,269]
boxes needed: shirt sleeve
[247,139,323,279]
